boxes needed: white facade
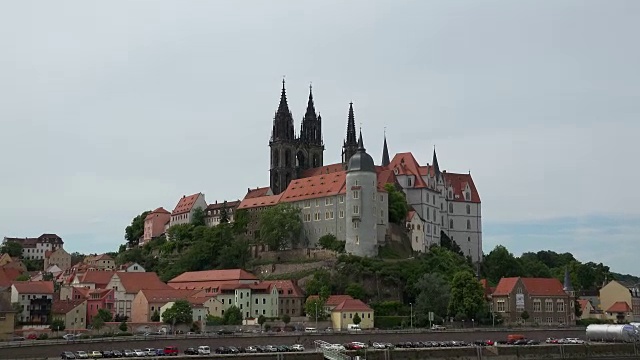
[406,212,428,253]
[107,275,134,318]
[345,169,379,257]
[170,193,207,227]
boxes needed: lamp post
[410,303,413,330]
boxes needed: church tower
[341,102,358,167]
[298,84,324,170]
[269,80,297,195]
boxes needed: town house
[107,272,171,319]
[11,281,55,325]
[169,193,207,227]
[142,207,171,245]
[131,289,200,323]
[51,299,87,330]
[599,280,640,322]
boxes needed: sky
[1,1,638,275]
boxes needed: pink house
[65,287,115,325]
[142,207,171,245]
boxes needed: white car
[372,342,386,349]
[144,348,156,356]
[198,346,211,355]
[330,344,346,351]
[566,338,585,344]
[75,351,88,359]
[291,344,305,352]
[133,349,146,357]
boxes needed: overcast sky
[1,1,638,275]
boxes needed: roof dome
[348,131,376,173]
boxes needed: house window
[304,200,310,208]
[545,299,553,312]
[408,177,413,187]
[353,221,359,229]
[466,204,471,214]
[315,199,319,207]
[557,300,565,312]
[534,317,541,324]
[558,317,565,324]
[339,210,345,218]
[546,317,552,324]
[352,190,359,199]
[533,299,541,312]
[465,192,470,201]
[449,219,454,229]
[449,203,453,213]
[325,198,333,206]
[448,190,453,198]
[427,224,431,233]
[496,300,505,312]
[379,195,383,202]
[466,220,471,229]
[339,196,344,203]
[353,205,360,214]
[314,212,320,221]
[355,236,359,245]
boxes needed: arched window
[466,220,471,229]
[465,192,470,201]
[449,203,453,213]
[449,219,454,229]
[466,204,471,215]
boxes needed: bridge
[314,339,352,360]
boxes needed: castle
[238,80,483,261]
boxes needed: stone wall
[254,261,331,277]
[252,248,337,262]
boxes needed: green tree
[95,308,113,323]
[190,207,206,226]
[414,273,450,325]
[223,305,243,325]
[305,270,332,296]
[125,210,151,247]
[205,315,224,326]
[281,314,291,325]
[305,297,326,320]
[162,300,193,325]
[259,203,303,250]
[482,245,524,284]
[151,310,160,322]
[521,311,530,322]
[50,318,66,332]
[439,232,463,257]
[318,234,345,253]
[345,283,366,301]
[384,183,408,224]
[575,297,583,318]
[220,201,230,224]
[92,316,105,332]
[15,274,30,281]
[352,312,361,325]
[257,315,266,329]
[0,241,22,257]
[447,270,486,320]
[119,321,128,332]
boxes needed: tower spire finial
[382,130,390,167]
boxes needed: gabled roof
[263,280,304,298]
[238,194,282,210]
[279,172,347,203]
[493,277,567,296]
[245,187,273,199]
[145,207,170,221]
[172,193,204,216]
[52,299,85,314]
[607,301,632,313]
[77,271,115,288]
[443,172,481,203]
[114,272,171,294]
[0,267,22,287]
[388,152,428,188]
[12,281,55,294]
[307,295,354,307]
[577,299,591,312]
[169,269,258,284]
[88,254,113,262]
[332,298,372,312]
[206,200,241,211]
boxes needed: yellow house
[0,253,12,267]
[330,298,374,330]
[51,299,87,331]
[599,280,640,322]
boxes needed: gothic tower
[381,133,390,167]
[342,102,358,167]
[269,80,297,195]
[298,84,324,170]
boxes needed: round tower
[345,131,378,257]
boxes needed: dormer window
[407,177,413,187]
[465,192,470,201]
[448,190,453,199]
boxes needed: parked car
[155,349,165,356]
[144,348,156,356]
[88,350,103,358]
[163,346,179,356]
[75,351,89,359]
[61,351,76,359]
[183,348,198,355]
[198,346,211,355]
[291,344,305,352]
[132,349,146,357]
[110,350,122,358]
[121,349,134,357]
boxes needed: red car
[164,346,179,356]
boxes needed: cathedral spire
[342,102,359,165]
[358,129,365,151]
[381,132,390,167]
[301,83,320,145]
[271,79,295,141]
[432,146,441,178]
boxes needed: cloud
[0,1,637,273]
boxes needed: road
[1,328,588,359]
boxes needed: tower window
[449,219,454,229]
[465,192,470,201]
[449,203,453,213]
[467,220,471,229]
[408,177,413,187]
[353,221,359,229]
[339,210,345,218]
[352,190,359,199]
[466,204,471,214]
[355,236,360,245]
[353,205,360,214]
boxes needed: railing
[314,339,351,360]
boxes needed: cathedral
[240,80,483,262]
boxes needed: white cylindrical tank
[586,324,639,343]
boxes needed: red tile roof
[388,153,428,188]
[172,193,203,215]
[300,163,346,178]
[238,194,282,210]
[244,187,272,199]
[443,172,481,203]
[607,301,632,313]
[145,207,170,221]
[263,280,305,298]
[493,277,567,296]
[77,271,115,288]
[578,299,590,312]
[206,200,241,211]
[114,272,171,294]
[0,267,22,287]
[168,269,258,284]
[332,298,373,312]
[279,172,347,203]
[52,299,85,315]
[12,281,55,294]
